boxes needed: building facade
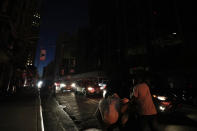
[0,0,43,94]
[54,32,77,81]
[88,0,195,79]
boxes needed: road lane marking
[40,105,45,131]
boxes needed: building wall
[54,33,76,81]
[88,0,195,77]
[0,0,42,93]
[43,61,55,82]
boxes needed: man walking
[131,75,158,131]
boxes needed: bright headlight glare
[100,86,105,90]
[99,83,106,87]
[87,87,93,91]
[37,81,43,87]
[103,90,107,97]
[159,106,166,111]
[60,83,66,87]
[157,96,167,101]
[153,94,157,98]
[71,83,76,87]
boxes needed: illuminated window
[33,13,40,19]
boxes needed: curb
[53,97,79,131]
[37,92,45,131]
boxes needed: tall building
[43,61,55,82]
[88,0,195,79]
[54,32,77,81]
[53,28,97,82]
[0,0,43,93]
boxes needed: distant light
[87,87,95,93]
[157,96,167,101]
[159,106,165,111]
[100,86,105,90]
[153,94,157,98]
[172,32,176,35]
[60,83,66,88]
[103,90,107,98]
[37,81,43,88]
[71,83,76,87]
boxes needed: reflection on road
[56,92,102,130]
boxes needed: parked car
[147,72,197,113]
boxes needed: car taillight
[87,87,95,93]
[161,101,171,106]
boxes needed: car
[59,81,73,92]
[72,79,107,97]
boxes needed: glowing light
[159,106,165,111]
[71,83,76,87]
[103,90,107,98]
[161,101,171,106]
[153,94,157,98]
[157,96,167,101]
[37,81,43,88]
[60,83,66,88]
[100,86,106,90]
[88,87,93,91]
[87,87,95,93]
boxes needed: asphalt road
[42,91,197,131]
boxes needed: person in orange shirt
[130,75,158,131]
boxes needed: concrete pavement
[41,95,78,131]
[0,88,43,131]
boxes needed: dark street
[1,0,197,131]
[41,91,197,131]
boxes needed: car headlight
[87,87,95,93]
[71,83,76,87]
[153,94,157,98]
[159,106,166,111]
[60,83,66,88]
[153,94,167,101]
[100,86,106,90]
[87,87,93,91]
[157,96,167,101]
[99,83,106,87]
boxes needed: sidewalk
[0,88,43,131]
[41,96,78,131]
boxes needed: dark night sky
[34,0,89,76]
